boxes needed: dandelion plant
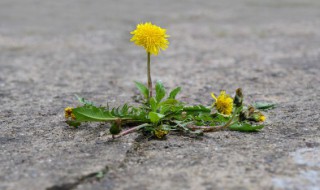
[64,22,274,139]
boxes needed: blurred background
[1,0,319,100]
[0,0,320,102]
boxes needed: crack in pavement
[45,135,148,190]
[46,166,109,190]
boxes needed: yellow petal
[211,93,217,101]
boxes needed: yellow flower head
[64,107,76,120]
[211,91,233,115]
[154,129,169,139]
[130,22,169,55]
[259,115,266,122]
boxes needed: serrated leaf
[121,104,129,114]
[111,107,120,116]
[75,95,94,106]
[72,105,143,122]
[169,87,181,99]
[73,106,116,122]
[229,122,264,132]
[155,81,166,102]
[134,81,149,99]
[253,102,276,110]
[148,112,165,123]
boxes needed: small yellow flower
[250,112,265,122]
[130,22,169,55]
[259,115,266,122]
[154,129,169,139]
[64,107,75,119]
[211,91,233,115]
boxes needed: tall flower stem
[147,52,152,98]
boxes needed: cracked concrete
[1,0,320,189]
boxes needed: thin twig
[186,121,238,133]
[114,123,150,138]
[186,125,224,132]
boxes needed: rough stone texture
[1,0,320,189]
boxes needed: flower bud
[110,119,122,135]
[234,88,243,107]
[64,107,74,119]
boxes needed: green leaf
[195,113,213,122]
[183,105,211,113]
[229,122,264,132]
[170,104,184,113]
[159,99,178,106]
[253,102,276,110]
[148,112,165,123]
[72,106,117,122]
[149,97,158,112]
[158,99,181,114]
[75,95,94,106]
[169,87,181,99]
[159,105,173,115]
[72,105,144,122]
[212,113,230,123]
[155,81,166,102]
[134,81,149,99]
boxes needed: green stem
[147,52,152,98]
[221,107,241,129]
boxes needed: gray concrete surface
[1,0,320,189]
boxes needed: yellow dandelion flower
[211,91,233,115]
[130,22,169,55]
